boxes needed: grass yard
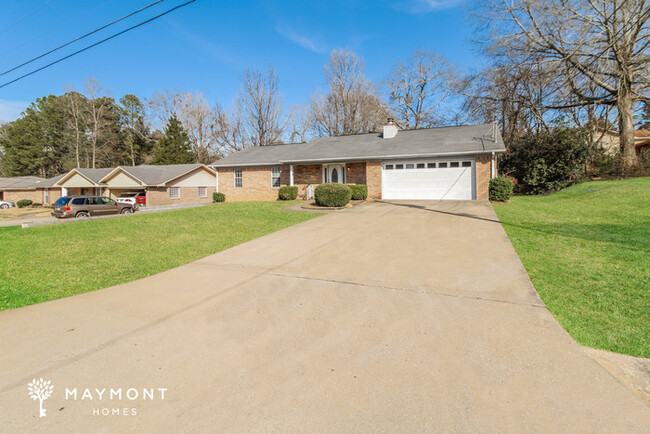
[0,201,320,311]
[493,178,649,357]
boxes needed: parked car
[51,196,135,219]
[0,200,16,209]
[117,192,146,207]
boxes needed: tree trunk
[617,90,637,169]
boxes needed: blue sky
[0,0,479,123]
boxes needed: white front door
[323,164,345,184]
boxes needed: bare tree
[62,87,86,168]
[84,78,111,168]
[238,66,288,146]
[119,94,149,166]
[287,104,311,143]
[213,102,247,153]
[310,49,387,137]
[148,89,184,127]
[480,0,650,168]
[179,92,221,163]
[385,50,458,129]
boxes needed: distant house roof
[635,130,650,138]
[100,164,214,186]
[36,174,66,188]
[210,123,505,167]
[0,176,44,191]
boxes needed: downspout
[491,152,496,179]
[215,169,219,193]
[290,165,294,186]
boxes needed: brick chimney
[383,118,398,139]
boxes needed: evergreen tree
[152,116,195,164]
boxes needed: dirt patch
[585,347,650,403]
[0,207,53,221]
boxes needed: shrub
[314,183,352,207]
[16,199,33,208]
[278,186,298,200]
[348,184,368,200]
[212,192,225,203]
[500,127,595,194]
[489,177,514,202]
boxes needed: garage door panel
[382,160,474,200]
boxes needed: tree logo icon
[27,378,54,417]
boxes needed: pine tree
[152,116,195,165]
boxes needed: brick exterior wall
[365,160,382,199]
[346,162,366,185]
[475,156,491,200]
[293,164,322,199]
[1,188,62,205]
[217,166,280,201]
[146,186,216,206]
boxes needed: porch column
[289,165,294,186]
[215,169,219,192]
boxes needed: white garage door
[382,160,474,200]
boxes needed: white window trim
[43,188,50,204]
[271,166,281,188]
[198,187,207,198]
[169,187,180,199]
[234,168,243,188]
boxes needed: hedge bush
[278,186,298,200]
[489,177,515,202]
[314,183,352,207]
[212,192,225,203]
[348,184,368,200]
[16,199,33,208]
[500,127,595,194]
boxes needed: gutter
[211,149,506,168]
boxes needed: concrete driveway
[0,201,648,432]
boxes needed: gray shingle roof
[107,164,208,186]
[36,174,66,187]
[0,176,45,190]
[75,168,114,184]
[210,123,505,167]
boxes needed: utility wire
[0,0,166,77]
[0,0,198,90]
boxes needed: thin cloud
[276,26,327,54]
[400,0,464,13]
[0,99,28,122]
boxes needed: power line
[0,0,166,77]
[0,0,198,90]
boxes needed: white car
[117,192,146,208]
[0,200,16,209]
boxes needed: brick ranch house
[1,164,216,207]
[0,175,64,205]
[54,164,216,206]
[210,122,505,201]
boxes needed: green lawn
[0,202,320,311]
[493,178,649,357]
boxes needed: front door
[323,165,345,183]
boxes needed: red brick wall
[476,156,491,200]
[346,162,366,185]
[365,160,382,199]
[293,164,322,199]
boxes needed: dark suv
[51,196,135,219]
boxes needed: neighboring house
[591,127,650,157]
[97,164,216,206]
[210,122,505,201]
[0,176,63,205]
[634,130,650,156]
[1,164,216,207]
